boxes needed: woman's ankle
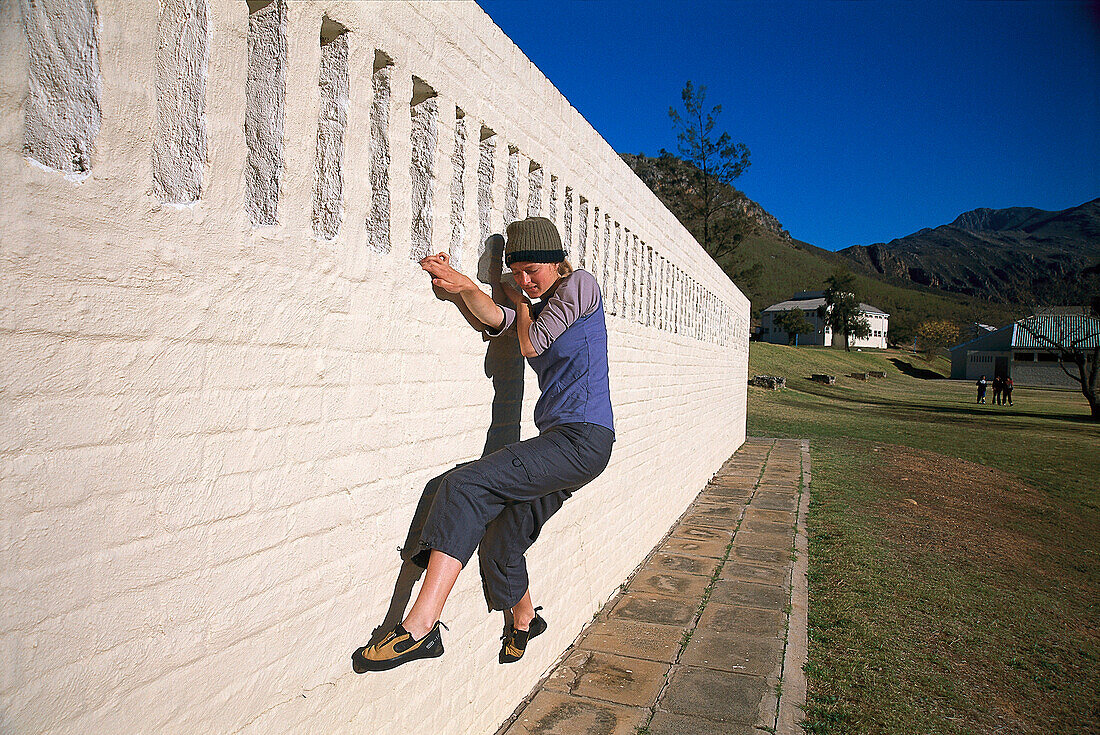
[401,616,434,640]
[511,609,535,631]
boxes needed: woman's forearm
[459,281,506,330]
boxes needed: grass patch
[748,343,1100,734]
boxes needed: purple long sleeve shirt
[486,270,615,433]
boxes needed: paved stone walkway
[495,438,811,735]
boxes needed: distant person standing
[991,375,1003,405]
[1002,376,1014,405]
[976,375,987,404]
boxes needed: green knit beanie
[505,217,565,266]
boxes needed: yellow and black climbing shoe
[352,621,445,673]
[499,608,546,664]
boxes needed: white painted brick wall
[0,2,749,733]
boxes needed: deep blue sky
[478,1,1100,251]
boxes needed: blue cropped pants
[410,422,614,611]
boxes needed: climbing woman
[353,216,615,671]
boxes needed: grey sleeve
[484,304,516,337]
[529,271,601,355]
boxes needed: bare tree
[1015,306,1100,419]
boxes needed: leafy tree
[915,319,961,361]
[665,81,754,281]
[774,308,815,345]
[1015,305,1100,419]
[818,271,871,352]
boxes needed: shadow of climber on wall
[366,234,525,646]
[353,218,616,672]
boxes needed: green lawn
[747,343,1100,734]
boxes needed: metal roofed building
[758,290,890,348]
[949,313,1100,386]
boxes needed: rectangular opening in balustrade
[602,213,611,303]
[626,231,637,321]
[621,231,632,320]
[666,265,672,331]
[563,186,573,259]
[311,17,348,240]
[619,228,628,318]
[608,221,620,316]
[22,0,102,175]
[673,268,682,334]
[695,283,702,339]
[590,206,601,285]
[577,197,589,270]
[631,236,642,323]
[245,0,286,226]
[527,161,542,217]
[644,245,654,327]
[690,281,698,339]
[368,50,393,253]
[409,77,439,261]
[671,266,678,333]
[153,0,208,203]
[505,146,520,224]
[477,126,496,269]
[661,258,670,331]
[549,175,559,223]
[687,279,694,338]
[450,108,467,269]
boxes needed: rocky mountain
[620,152,791,241]
[839,198,1100,305]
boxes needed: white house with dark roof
[758,291,890,348]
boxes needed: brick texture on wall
[0,2,749,733]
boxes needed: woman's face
[508,261,560,299]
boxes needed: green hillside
[726,232,1021,341]
[621,151,1026,341]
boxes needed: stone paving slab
[720,560,790,586]
[609,592,696,628]
[750,494,799,512]
[501,691,647,735]
[646,711,757,735]
[629,569,712,598]
[578,619,684,663]
[735,530,795,550]
[708,579,789,610]
[667,524,732,543]
[659,666,774,725]
[741,518,794,534]
[744,507,796,524]
[660,535,729,559]
[640,551,721,578]
[545,650,669,707]
[495,438,810,735]
[697,603,784,637]
[731,544,791,565]
[680,627,784,675]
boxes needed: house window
[1038,352,1059,362]
[1015,352,1034,362]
